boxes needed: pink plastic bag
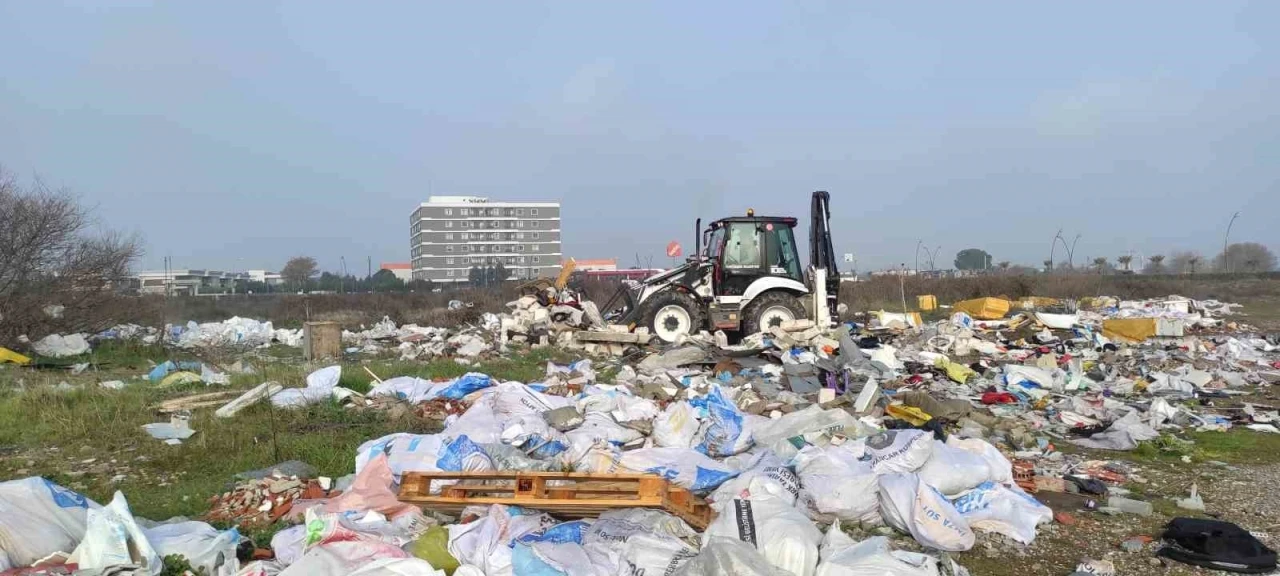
[286,455,423,523]
[322,455,423,520]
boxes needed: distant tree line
[950,243,1277,276]
[265,257,514,294]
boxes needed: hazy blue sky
[3,1,1277,274]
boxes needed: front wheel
[641,290,705,343]
[742,291,806,334]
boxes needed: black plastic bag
[1157,518,1277,574]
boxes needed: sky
[2,1,1277,274]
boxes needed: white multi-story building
[410,196,561,283]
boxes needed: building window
[445,208,453,216]
[531,232,539,240]
[516,208,524,216]
[533,256,541,263]
[517,245,525,252]
[446,221,453,228]
[531,208,539,216]
[446,258,454,265]
[530,221,539,228]
[531,244,539,252]
[492,232,500,240]
[446,233,454,240]
[447,270,454,277]
[460,208,469,216]
[446,245,453,252]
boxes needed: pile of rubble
[205,466,331,529]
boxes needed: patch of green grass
[1126,429,1280,466]
[0,346,594,527]
[1186,429,1280,465]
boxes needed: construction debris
[4,292,1279,576]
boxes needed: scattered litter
[143,414,196,443]
[31,334,90,357]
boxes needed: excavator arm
[809,191,841,322]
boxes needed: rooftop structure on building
[410,196,561,283]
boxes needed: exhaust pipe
[694,218,702,260]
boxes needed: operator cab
[704,214,803,297]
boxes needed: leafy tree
[1143,254,1166,275]
[1215,242,1277,273]
[954,248,992,271]
[489,261,509,285]
[997,261,1011,274]
[370,269,405,292]
[1117,255,1134,272]
[1169,251,1203,274]
[281,256,317,290]
[1092,257,1109,274]
[316,271,342,292]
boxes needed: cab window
[768,225,803,280]
[722,223,762,269]
[706,227,725,260]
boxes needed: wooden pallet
[398,471,711,530]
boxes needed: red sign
[666,241,683,258]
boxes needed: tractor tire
[641,290,705,344]
[742,291,806,335]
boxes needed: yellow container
[917,294,938,311]
[953,297,1011,320]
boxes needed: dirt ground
[950,458,1280,575]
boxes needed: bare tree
[281,256,318,290]
[0,169,141,345]
[1143,254,1166,275]
[1169,251,1204,274]
[1215,243,1277,273]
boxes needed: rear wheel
[742,291,805,334]
[642,290,705,343]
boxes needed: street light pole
[1223,211,1241,273]
[914,240,923,274]
[1068,234,1081,269]
[1050,228,1064,271]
